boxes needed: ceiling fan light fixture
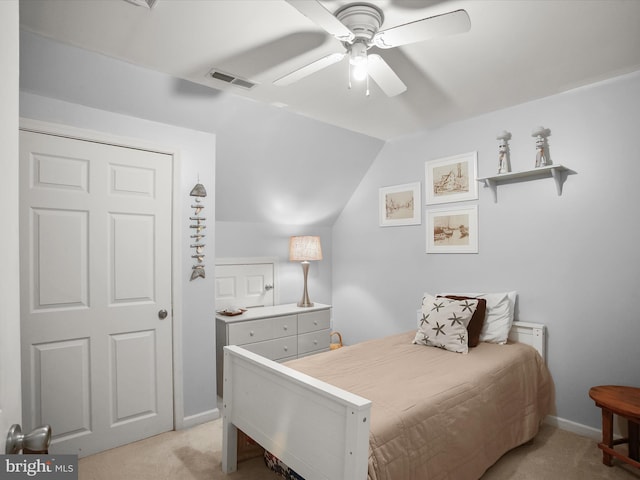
[349,41,368,81]
[349,41,367,65]
[351,59,368,81]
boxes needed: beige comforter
[285,331,552,480]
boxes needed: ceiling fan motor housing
[335,2,384,44]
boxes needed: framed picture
[379,182,421,227]
[426,205,478,253]
[425,152,478,205]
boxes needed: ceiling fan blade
[373,9,471,49]
[285,0,355,43]
[274,52,345,86]
[367,54,407,97]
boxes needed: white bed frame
[222,321,546,480]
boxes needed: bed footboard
[222,345,371,480]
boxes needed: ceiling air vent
[208,70,257,90]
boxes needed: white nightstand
[215,303,331,396]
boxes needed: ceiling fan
[275,1,471,97]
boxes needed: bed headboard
[509,321,546,361]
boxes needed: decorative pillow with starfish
[413,294,479,354]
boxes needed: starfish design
[456,333,467,344]
[415,332,429,344]
[449,312,464,326]
[431,301,446,312]
[460,300,475,313]
[420,313,430,326]
[432,321,445,336]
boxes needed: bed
[222,294,552,480]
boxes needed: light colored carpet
[79,420,640,480]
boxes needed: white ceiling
[19,0,640,140]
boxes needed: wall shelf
[477,165,569,202]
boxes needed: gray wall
[332,71,640,431]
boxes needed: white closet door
[20,130,173,457]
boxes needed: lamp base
[297,261,314,308]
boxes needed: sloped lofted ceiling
[19,29,385,227]
[20,0,640,141]
[18,0,640,229]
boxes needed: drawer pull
[249,331,254,336]
[314,321,318,326]
[284,346,288,352]
[283,325,288,331]
[313,340,318,345]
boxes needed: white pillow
[413,294,479,354]
[438,291,516,344]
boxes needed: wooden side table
[589,385,640,469]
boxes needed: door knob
[265,284,274,291]
[5,424,52,454]
[158,309,168,320]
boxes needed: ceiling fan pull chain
[366,74,370,97]
[348,62,353,90]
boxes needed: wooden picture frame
[425,152,478,205]
[379,182,421,227]
[426,205,478,253]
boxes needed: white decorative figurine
[532,126,548,168]
[496,130,511,174]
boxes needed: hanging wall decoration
[426,205,478,254]
[425,152,478,205]
[189,181,207,281]
[379,182,421,227]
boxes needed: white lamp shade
[289,236,322,262]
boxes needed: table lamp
[289,236,322,307]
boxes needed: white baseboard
[181,408,220,429]
[545,415,605,441]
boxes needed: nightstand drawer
[298,329,330,355]
[241,337,298,360]
[228,318,272,345]
[272,315,297,338]
[298,310,330,334]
